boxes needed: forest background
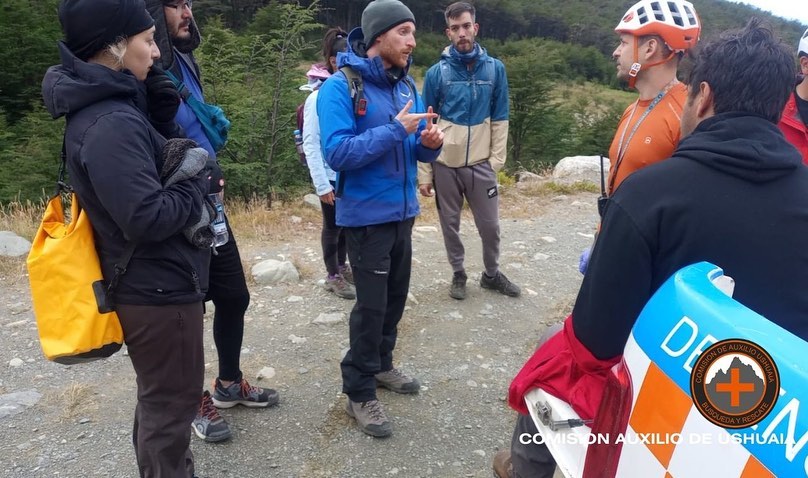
[0,0,804,204]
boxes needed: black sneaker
[449,271,467,300]
[480,271,521,297]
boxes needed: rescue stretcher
[525,262,808,477]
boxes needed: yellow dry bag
[27,193,123,364]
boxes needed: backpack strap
[56,137,72,196]
[340,66,366,116]
[438,59,451,104]
[164,69,192,102]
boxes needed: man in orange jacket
[778,28,808,164]
[577,0,700,275]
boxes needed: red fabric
[778,93,808,165]
[508,315,620,421]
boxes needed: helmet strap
[628,40,641,88]
[628,38,677,89]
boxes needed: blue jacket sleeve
[318,74,410,172]
[492,59,510,122]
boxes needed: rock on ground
[552,155,610,186]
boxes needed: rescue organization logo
[690,338,779,429]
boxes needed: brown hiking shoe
[339,264,354,285]
[345,399,392,437]
[375,368,421,394]
[325,274,356,299]
[492,450,513,478]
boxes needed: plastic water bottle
[294,129,304,156]
[209,193,229,247]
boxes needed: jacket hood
[306,63,331,81]
[146,0,201,70]
[42,42,143,119]
[299,63,330,91]
[338,27,411,86]
[675,112,801,183]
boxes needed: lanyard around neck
[609,80,678,194]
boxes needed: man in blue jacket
[420,2,519,301]
[318,0,444,438]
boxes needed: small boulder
[0,231,31,257]
[552,156,609,186]
[251,260,300,285]
[303,194,321,210]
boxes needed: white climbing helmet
[615,0,701,52]
[799,28,808,56]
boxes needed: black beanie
[59,0,155,61]
[361,0,415,47]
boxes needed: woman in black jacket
[42,1,210,476]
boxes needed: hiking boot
[345,399,392,437]
[325,274,356,299]
[339,264,354,285]
[449,271,467,300]
[212,377,280,409]
[375,368,421,394]
[492,450,513,478]
[480,271,521,297]
[192,391,232,443]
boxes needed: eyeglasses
[165,0,192,10]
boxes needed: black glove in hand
[206,158,224,195]
[145,66,181,124]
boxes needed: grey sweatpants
[433,161,500,276]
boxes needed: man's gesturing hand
[395,100,437,134]
[419,106,444,150]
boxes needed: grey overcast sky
[731,0,808,26]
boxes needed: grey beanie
[361,0,415,47]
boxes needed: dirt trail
[0,190,599,478]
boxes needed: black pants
[206,219,250,382]
[118,302,204,478]
[510,413,558,478]
[341,218,414,402]
[320,186,348,277]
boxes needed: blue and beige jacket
[419,45,509,184]
[318,27,440,227]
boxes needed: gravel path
[0,190,599,478]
